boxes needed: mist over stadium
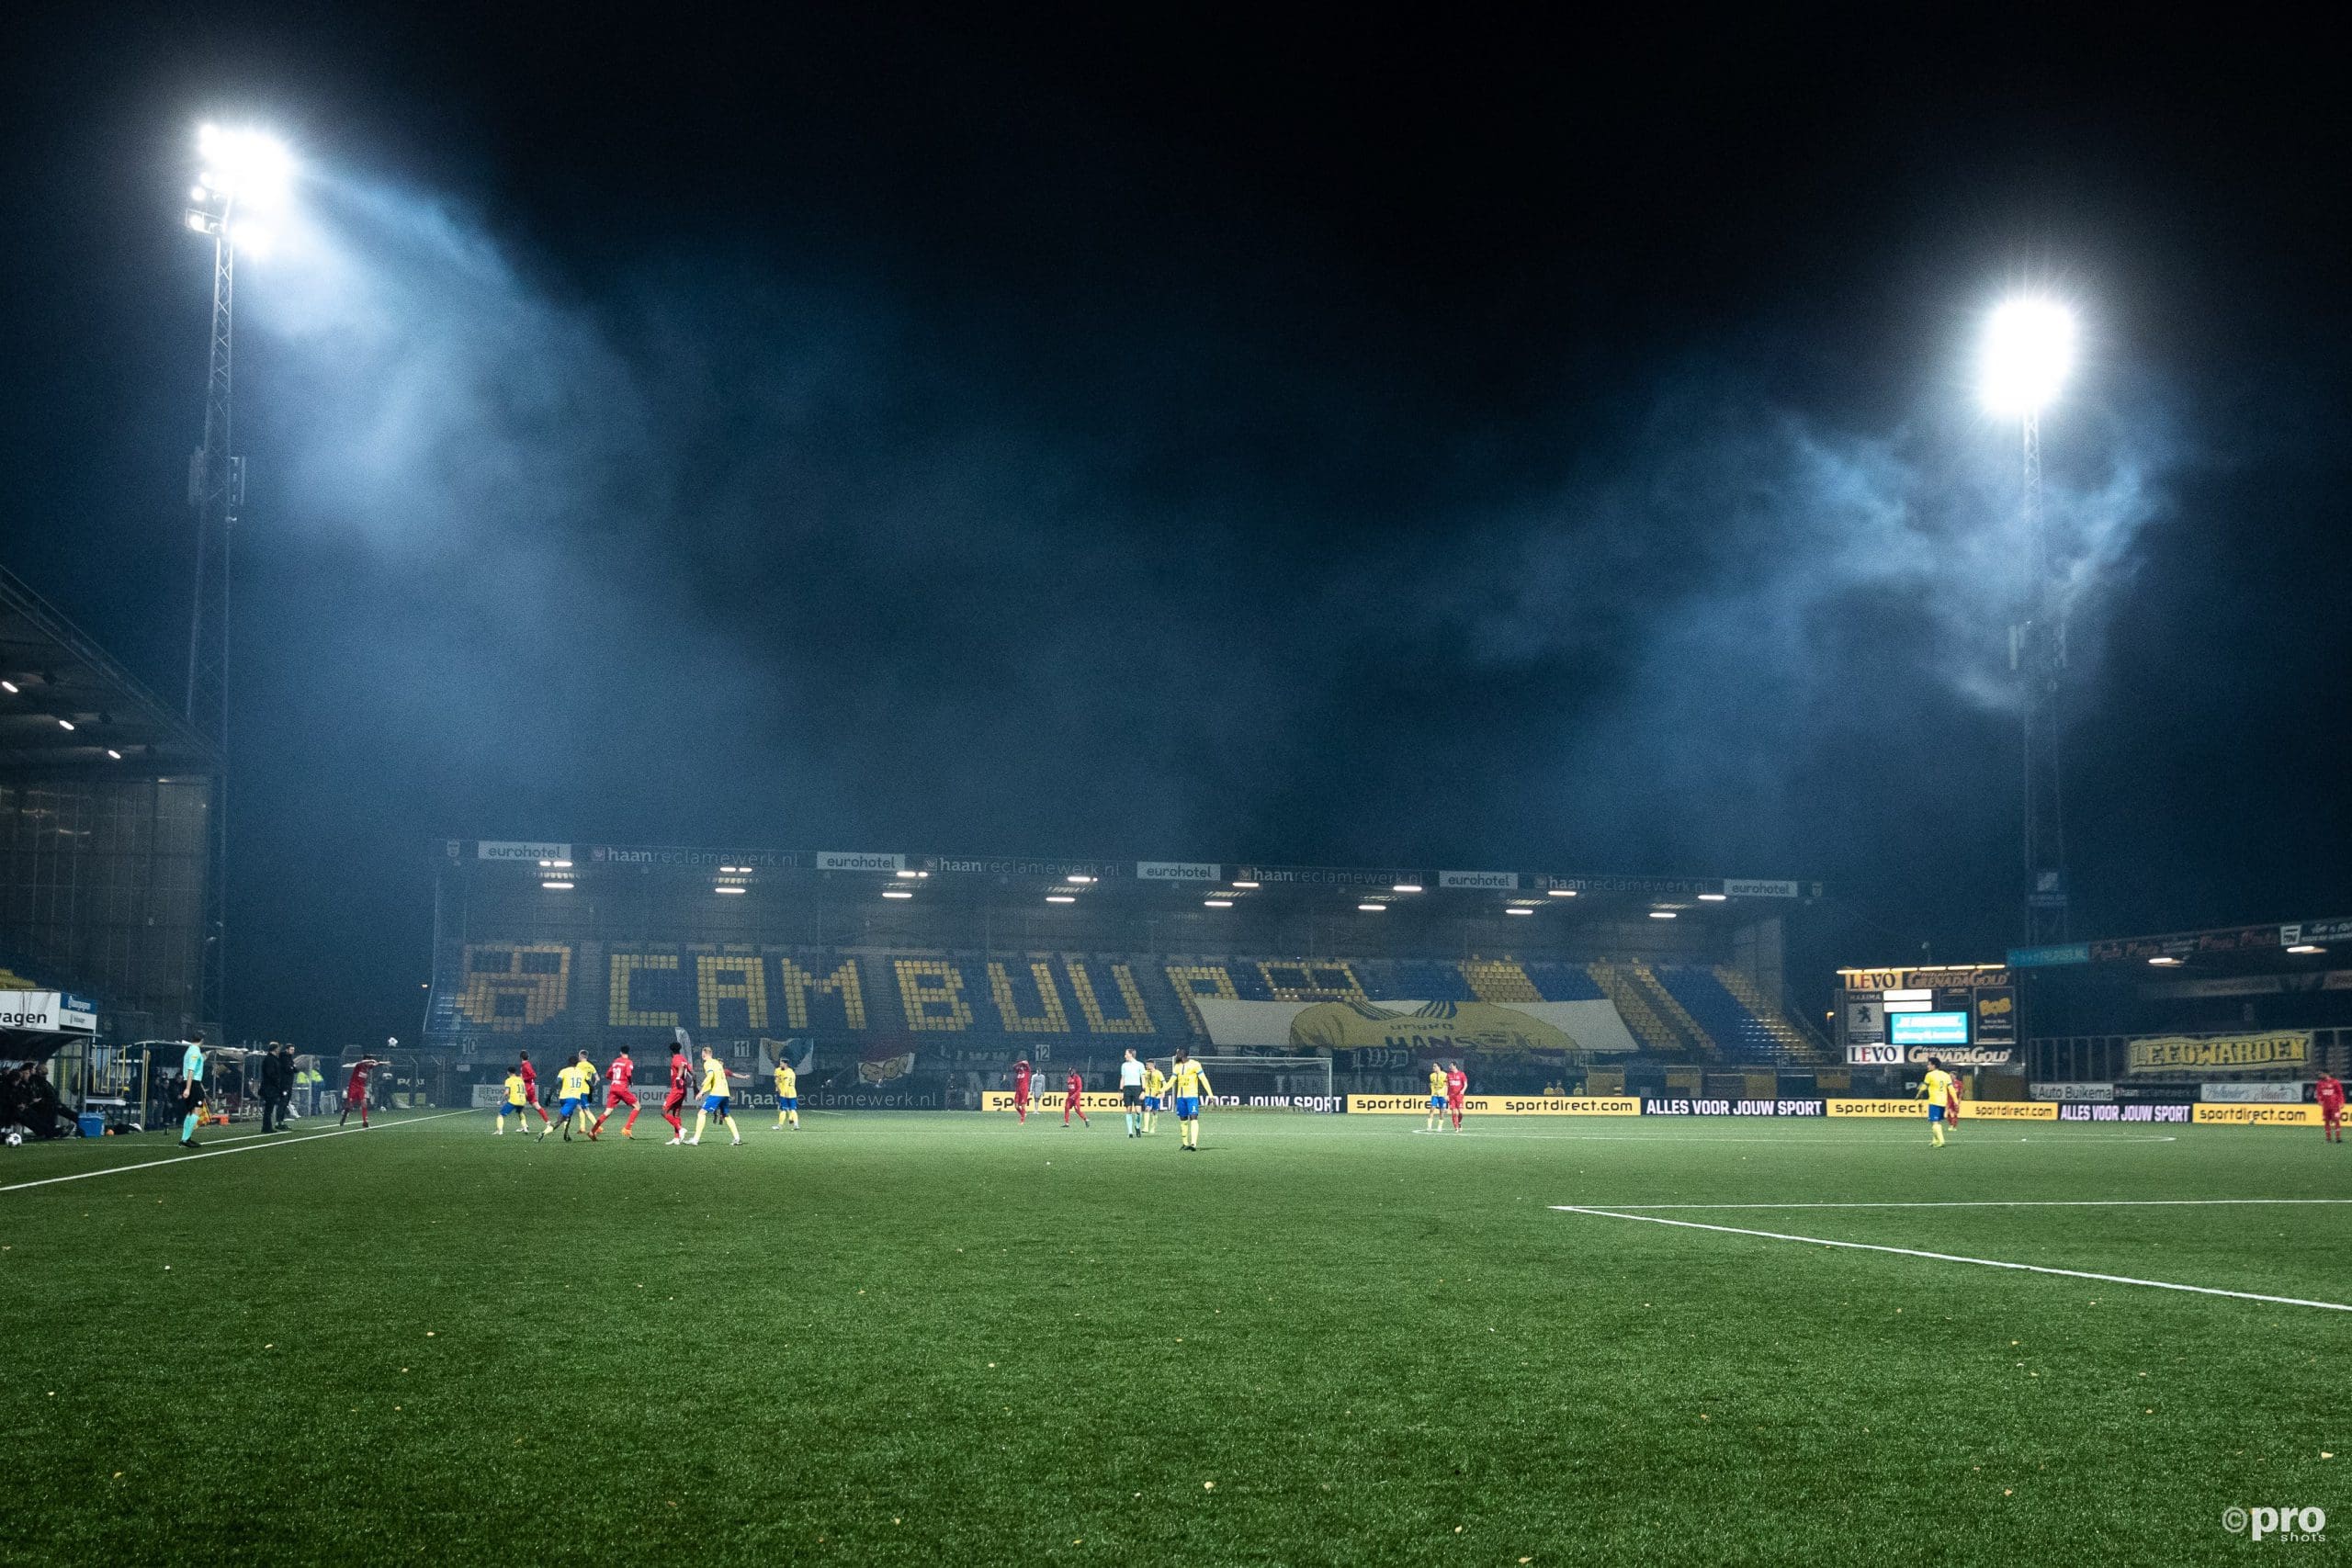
[4,6,2349,1565]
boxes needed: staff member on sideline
[257,1043,287,1133]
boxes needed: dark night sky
[6,6,2348,1042]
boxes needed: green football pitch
[7,1108,2347,1564]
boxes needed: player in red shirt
[1444,1062,1469,1131]
[1062,1067,1091,1128]
[516,1054,553,1127]
[1012,1059,1034,1123]
[590,1048,640,1140]
[2317,1073,2346,1145]
[338,1055,388,1128]
[661,1043,695,1145]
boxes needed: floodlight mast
[1984,297,2075,946]
[180,123,283,1042]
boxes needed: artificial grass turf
[6,1110,2348,1565]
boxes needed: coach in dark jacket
[258,1045,288,1132]
[257,1048,279,1133]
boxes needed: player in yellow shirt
[539,1054,599,1143]
[492,1068,530,1136]
[774,1058,800,1131]
[689,1046,743,1146]
[1165,1050,1213,1152]
[1140,1061,1170,1136]
[1917,1057,1959,1147]
[1425,1063,1451,1133]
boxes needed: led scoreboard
[1834,964,2016,1066]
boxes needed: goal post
[1170,1055,1335,1104]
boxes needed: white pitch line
[1551,1205,2352,1313]
[1574,1198,2352,1211]
[0,1111,469,1194]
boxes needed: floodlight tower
[181,123,289,1039]
[1981,297,2077,945]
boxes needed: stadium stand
[1650,964,1824,1065]
[1628,961,1719,1056]
[433,944,1655,1054]
[1586,960,1694,1055]
[1710,964,1828,1063]
[423,841,1828,1089]
[0,564,218,1042]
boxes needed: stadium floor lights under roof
[483,847,1812,931]
[0,566,218,773]
[511,873,1786,919]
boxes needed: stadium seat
[1585,961,1688,1055]
[1457,959,1539,1003]
[1647,964,1821,1065]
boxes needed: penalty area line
[1,1111,471,1195]
[1550,1204,2352,1314]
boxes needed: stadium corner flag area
[7,1109,2346,1563]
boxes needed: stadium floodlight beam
[1979,298,2075,418]
[180,120,291,1045]
[1983,292,2078,946]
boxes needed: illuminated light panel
[541,880,574,891]
[0,680,17,693]
[1981,296,2076,416]
[57,718,74,731]
[1231,880,1260,888]
[714,886,747,896]
[1356,903,1386,913]
[2147,954,2182,965]
[1203,899,1233,908]
[1697,892,1728,902]
[196,124,293,207]
[881,889,914,899]
[1392,883,1422,893]
[1648,909,1678,919]
[1046,894,1077,904]
[1546,888,1577,897]
[2288,944,2324,954]
[1504,907,1534,916]
[1067,874,1096,885]
[106,749,122,760]
[895,869,922,879]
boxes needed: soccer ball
[4,1131,21,1147]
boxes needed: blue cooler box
[77,1113,106,1138]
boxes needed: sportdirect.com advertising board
[960,1095,2324,1124]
